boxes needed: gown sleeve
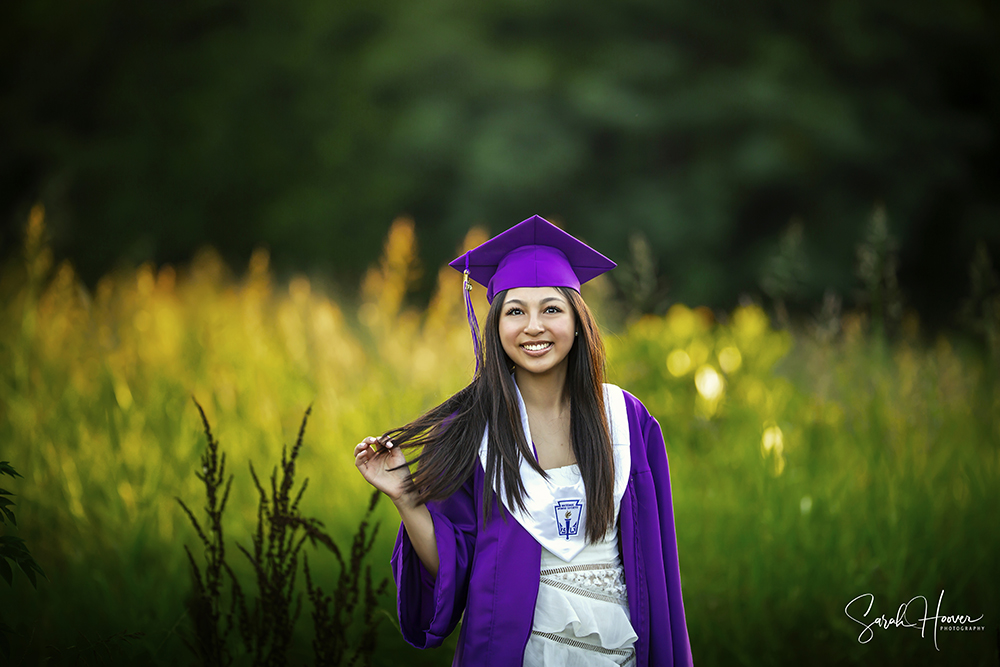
[391,473,478,649]
[638,401,693,666]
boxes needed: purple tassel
[463,256,482,374]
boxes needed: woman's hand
[355,436,440,578]
[354,436,411,505]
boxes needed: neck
[513,365,570,414]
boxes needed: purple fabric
[391,391,693,666]
[486,245,579,303]
[448,215,617,304]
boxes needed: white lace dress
[522,465,638,666]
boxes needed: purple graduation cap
[449,215,616,369]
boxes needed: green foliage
[854,204,903,338]
[759,221,808,327]
[43,629,147,667]
[959,242,1000,369]
[611,232,672,317]
[1,460,47,661]
[0,461,23,527]
[0,536,44,590]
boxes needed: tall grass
[1,206,997,665]
[608,304,998,665]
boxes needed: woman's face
[498,287,577,377]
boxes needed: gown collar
[479,380,631,562]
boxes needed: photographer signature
[845,590,984,651]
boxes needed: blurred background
[2,0,999,665]
[3,0,999,325]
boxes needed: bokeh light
[695,365,724,401]
[667,349,692,377]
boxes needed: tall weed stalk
[175,402,239,666]
[177,402,388,667]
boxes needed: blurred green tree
[2,0,998,320]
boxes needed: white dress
[522,464,638,666]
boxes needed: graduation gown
[391,387,693,666]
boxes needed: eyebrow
[503,297,567,307]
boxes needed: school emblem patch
[553,499,583,539]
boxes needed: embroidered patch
[553,499,583,539]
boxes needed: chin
[515,357,569,377]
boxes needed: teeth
[522,342,551,351]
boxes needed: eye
[545,306,562,314]
[505,307,523,316]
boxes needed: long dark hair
[381,286,615,542]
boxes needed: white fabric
[478,383,631,561]
[523,523,638,667]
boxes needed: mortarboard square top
[449,215,616,303]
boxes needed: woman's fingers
[354,437,399,474]
[355,437,379,454]
[355,436,395,456]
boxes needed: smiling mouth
[521,342,553,352]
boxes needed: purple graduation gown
[391,390,693,666]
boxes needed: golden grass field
[2,208,998,665]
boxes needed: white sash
[478,382,631,562]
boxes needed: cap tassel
[463,257,482,374]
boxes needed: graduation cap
[449,215,616,369]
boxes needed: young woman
[354,216,692,666]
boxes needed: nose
[525,310,544,335]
